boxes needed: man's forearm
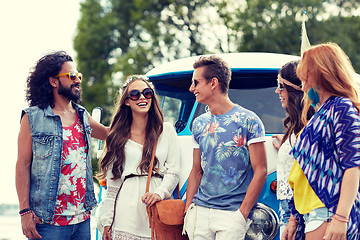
[185,169,202,211]
[239,168,267,219]
[15,161,31,210]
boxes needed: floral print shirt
[192,105,265,211]
[50,113,90,226]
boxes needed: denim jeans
[303,207,333,233]
[279,199,291,237]
[32,218,90,240]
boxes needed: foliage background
[73,0,360,174]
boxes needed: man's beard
[58,80,81,103]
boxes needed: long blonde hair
[297,42,360,125]
[97,75,163,181]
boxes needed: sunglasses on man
[55,72,83,82]
[127,88,154,101]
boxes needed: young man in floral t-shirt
[184,55,267,240]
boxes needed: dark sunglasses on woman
[127,88,154,101]
[277,82,285,91]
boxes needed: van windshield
[189,87,285,134]
[151,67,287,135]
[158,86,285,135]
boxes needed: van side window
[159,96,182,127]
[229,87,285,134]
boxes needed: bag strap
[146,141,158,193]
[109,144,158,232]
[145,141,181,200]
[176,185,180,199]
[145,141,158,240]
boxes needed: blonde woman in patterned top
[283,43,360,240]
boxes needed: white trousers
[184,204,250,240]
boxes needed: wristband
[334,213,349,221]
[332,215,349,223]
[20,210,33,217]
[19,208,31,215]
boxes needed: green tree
[74,0,360,175]
[216,0,360,71]
[231,0,325,54]
[74,0,117,124]
[308,16,360,72]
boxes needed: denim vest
[22,102,97,222]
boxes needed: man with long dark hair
[15,51,109,240]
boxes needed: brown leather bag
[146,142,188,240]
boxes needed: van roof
[146,52,300,80]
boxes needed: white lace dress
[99,122,180,240]
[276,134,296,200]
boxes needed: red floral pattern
[50,114,90,226]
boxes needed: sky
[0,0,82,204]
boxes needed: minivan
[146,52,300,240]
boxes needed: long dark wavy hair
[280,61,315,146]
[26,51,73,109]
[97,75,164,181]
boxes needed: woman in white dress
[98,75,180,240]
[272,61,315,237]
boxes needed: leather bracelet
[20,210,33,217]
[19,208,31,215]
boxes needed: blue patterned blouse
[291,96,360,239]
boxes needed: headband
[277,74,303,91]
[123,75,149,88]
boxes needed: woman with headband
[97,75,180,240]
[273,60,315,238]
